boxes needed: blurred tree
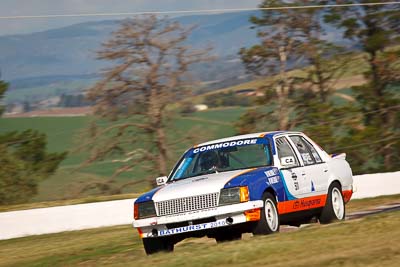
[239,0,310,130]
[235,109,269,134]
[81,15,209,189]
[22,101,32,113]
[325,1,400,172]
[238,0,350,147]
[0,130,67,204]
[59,94,93,107]
[204,91,252,108]
[2,130,67,177]
[282,2,354,152]
[0,130,66,204]
[0,78,8,116]
[0,147,35,205]
[0,79,66,204]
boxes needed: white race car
[133,131,353,254]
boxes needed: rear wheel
[252,192,280,235]
[142,237,174,255]
[319,182,345,224]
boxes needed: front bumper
[133,200,263,238]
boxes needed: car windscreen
[169,138,272,181]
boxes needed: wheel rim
[331,187,345,220]
[265,199,279,231]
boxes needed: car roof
[196,131,303,147]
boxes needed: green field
[1,198,399,267]
[0,107,245,202]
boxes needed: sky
[0,0,260,36]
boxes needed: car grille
[156,193,219,216]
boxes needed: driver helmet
[199,150,219,171]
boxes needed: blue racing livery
[135,165,297,204]
[223,166,295,202]
[135,186,164,203]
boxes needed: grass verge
[0,210,399,267]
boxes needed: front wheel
[252,192,280,235]
[319,182,345,224]
[142,237,174,255]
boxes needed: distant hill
[0,12,258,80]
[0,11,350,103]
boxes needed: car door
[289,135,329,195]
[275,136,309,199]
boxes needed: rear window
[289,136,322,165]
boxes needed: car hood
[152,169,253,202]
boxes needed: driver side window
[276,137,299,168]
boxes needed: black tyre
[215,231,242,243]
[319,182,345,224]
[142,237,174,255]
[252,192,280,235]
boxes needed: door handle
[301,172,306,176]
[323,169,328,173]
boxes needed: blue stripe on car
[224,167,289,202]
[279,170,297,200]
[135,186,164,203]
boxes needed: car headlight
[219,186,249,206]
[134,201,156,219]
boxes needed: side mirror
[156,176,168,186]
[280,156,296,167]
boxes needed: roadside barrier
[0,171,399,240]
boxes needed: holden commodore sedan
[133,131,353,254]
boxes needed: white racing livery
[133,131,353,254]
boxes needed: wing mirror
[156,176,168,186]
[280,156,296,167]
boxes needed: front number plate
[157,219,227,237]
